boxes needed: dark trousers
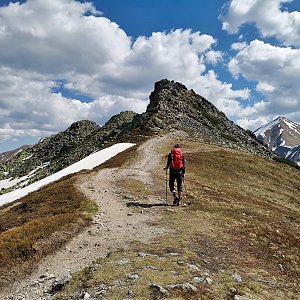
[169,169,183,192]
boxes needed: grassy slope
[0,146,136,289]
[0,138,299,299]
[0,174,97,288]
[56,139,300,300]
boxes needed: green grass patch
[55,246,214,299]
[220,132,239,143]
[201,110,219,127]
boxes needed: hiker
[164,144,185,206]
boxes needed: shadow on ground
[126,201,173,208]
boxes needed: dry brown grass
[55,139,300,299]
[169,143,300,298]
[0,175,97,288]
[0,143,140,289]
[2,138,300,299]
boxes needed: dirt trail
[2,132,187,300]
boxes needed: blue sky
[0,0,299,152]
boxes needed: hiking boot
[175,197,181,206]
[172,191,177,204]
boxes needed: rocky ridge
[131,79,271,157]
[0,79,273,194]
[0,113,137,194]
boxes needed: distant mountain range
[0,79,273,195]
[0,145,31,164]
[254,116,300,166]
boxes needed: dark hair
[174,144,180,148]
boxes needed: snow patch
[22,154,33,161]
[284,118,300,134]
[279,137,285,147]
[0,143,134,207]
[254,117,283,136]
[0,162,52,191]
[0,176,28,190]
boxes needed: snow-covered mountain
[254,117,300,166]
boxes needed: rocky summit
[131,79,271,156]
[0,79,272,194]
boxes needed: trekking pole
[165,168,168,205]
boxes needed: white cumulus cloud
[221,0,300,130]
[221,0,300,47]
[231,42,248,51]
[229,40,300,129]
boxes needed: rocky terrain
[131,80,271,158]
[0,145,32,164]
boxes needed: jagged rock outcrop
[131,79,272,157]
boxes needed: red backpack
[171,148,183,170]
